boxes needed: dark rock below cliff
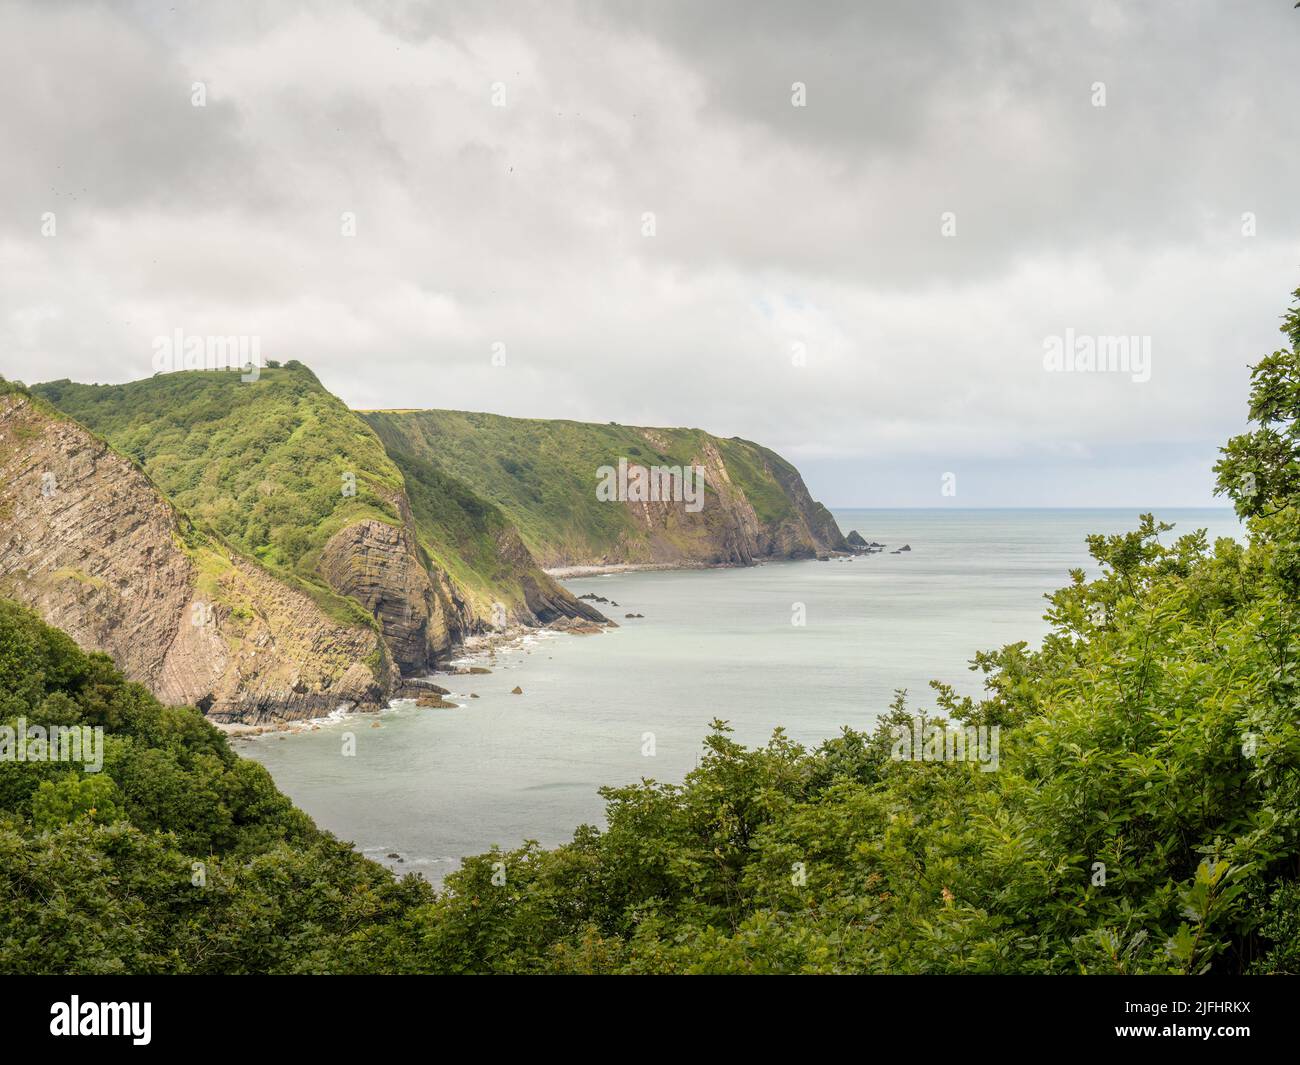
[548,616,608,635]
[521,573,608,625]
[395,680,451,698]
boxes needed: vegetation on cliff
[0,384,391,718]
[362,408,845,567]
[33,365,404,618]
[3,290,1299,973]
[0,598,428,972]
[31,364,610,634]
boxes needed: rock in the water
[511,685,523,695]
[395,680,451,700]
[416,693,457,708]
[845,530,869,548]
[547,616,608,635]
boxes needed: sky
[1,0,1297,507]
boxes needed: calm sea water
[239,508,1241,883]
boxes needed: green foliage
[0,599,434,974]
[1215,286,1300,517]
[30,773,124,830]
[33,367,403,582]
[7,288,1300,975]
[361,409,811,565]
[1248,881,1300,973]
[385,445,534,614]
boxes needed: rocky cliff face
[571,434,848,568]
[489,523,608,624]
[315,487,603,674]
[317,515,454,677]
[0,393,390,723]
[593,434,754,566]
[727,439,849,559]
[8,367,838,723]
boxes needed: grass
[361,409,805,564]
[33,364,562,628]
[33,364,406,611]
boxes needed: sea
[238,508,1243,884]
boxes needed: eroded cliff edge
[15,368,609,723]
[9,365,842,724]
[362,409,849,568]
[0,391,391,723]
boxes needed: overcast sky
[2,0,1298,506]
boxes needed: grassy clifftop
[32,365,600,638]
[362,408,845,567]
[34,364,402,595]
[34,367,845,586]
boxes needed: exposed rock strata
[600,434,848,567]
[0,394,389,723]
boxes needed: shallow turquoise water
[240,508,1242,883]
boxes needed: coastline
[542,555,831,579]
[218,621,579,739]
[543,561,716,579]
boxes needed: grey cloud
[1,0,1297,507]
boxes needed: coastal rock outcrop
[317,516,452,676]
[360,408,849,570]
[10,363,842,724]
[0,392,389,724]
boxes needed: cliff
[10,365,839,724]
[361,409,849,568]
[26,368,603,710]
[0,389,390,723]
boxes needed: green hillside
[31,363,557,623]
[361,408,837,567]
[5,289,1300,973]
[33,364,402,617]
[0,597,427,973]
[385,444,559,618]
